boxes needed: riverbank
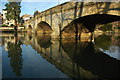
[0,27,26,32]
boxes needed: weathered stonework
[25,2,120,38]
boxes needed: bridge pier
[25,2,120,39]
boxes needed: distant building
[0,12,3,26]
[21,14,32,21]
[2,10,14,26]
[33,10,40,17]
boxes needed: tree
[7,40,23,76]
[98,23,113,32]
[4,0,21,31]
[94,35,112,50]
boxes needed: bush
[10,24,14,27]
[2,24,9,27]
[114,26,120,29]
[21,25,25,27]
[98,23,112,32]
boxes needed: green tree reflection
[7,41,22,76]
[95,35,112,50]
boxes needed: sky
[0,0,70,16]
[1,0,117,16]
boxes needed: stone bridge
[25,2,120,38]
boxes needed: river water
[0,32,120,79]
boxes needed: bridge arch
[62,14,120,33]
[28,25,32,29]
[61,14,120,40]
[37,21,53,34]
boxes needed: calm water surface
[1,33,120,79]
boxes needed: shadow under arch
[62,14,120,33]
[28,25,32,29]
[37,21,53,34]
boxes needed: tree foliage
[7,41,23,76]
[95,35,112,50]
[98,23,113,32]
[4,0,21,26]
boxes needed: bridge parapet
[25,2,120,38]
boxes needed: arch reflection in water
[61,40,120,79]
[37,34,52,49]
[1,33,120,79]
[27,34,120,79]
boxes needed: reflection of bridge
[24,34,120,79]
[1,33,120,78]
[25,2,120,38]
[24,34,97,78]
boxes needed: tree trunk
[79,2,84,17]
[74,2,78,41]
[78,2,84,41]
[59,24,62,40]
[75,21,78,42]
[14,19,18,32]
[15,32,18,45]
